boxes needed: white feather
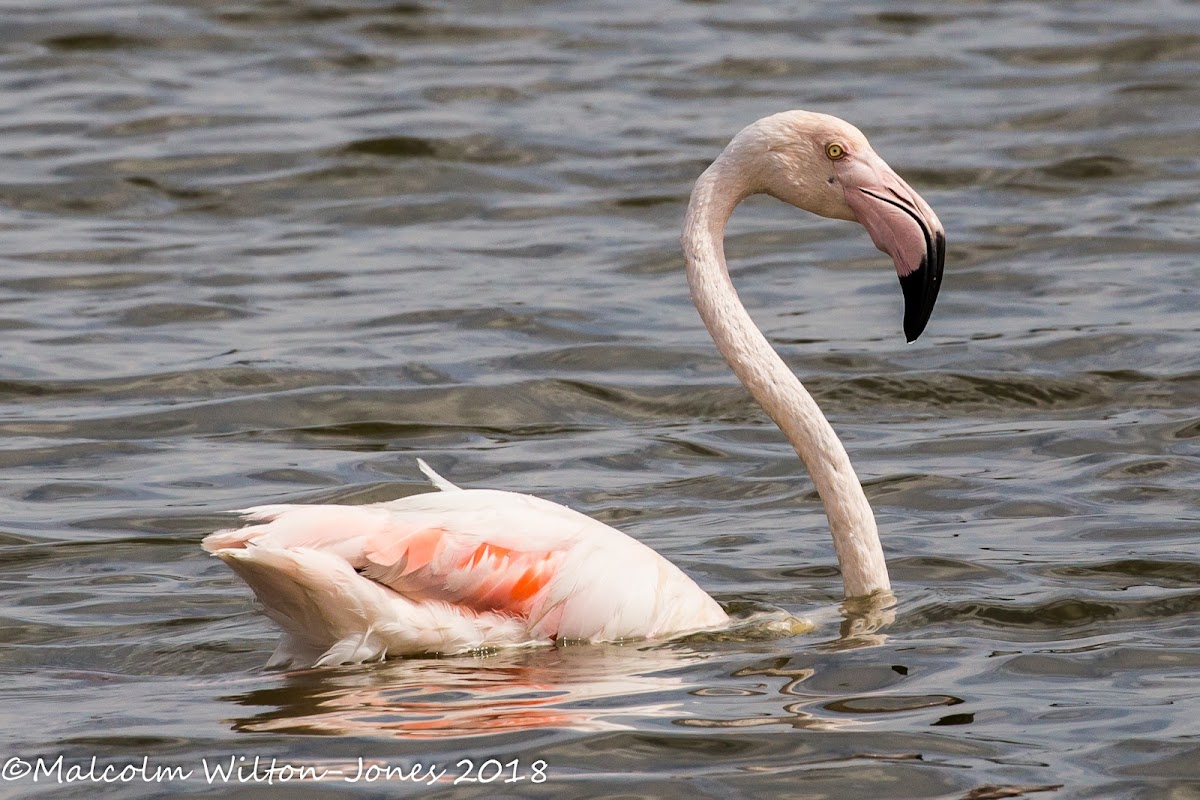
[418,458,462,492]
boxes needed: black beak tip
[899,267,935,342]
[899,231,945,343]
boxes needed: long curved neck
[681,155,890,598]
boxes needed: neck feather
[680,154,890,598]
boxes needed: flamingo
[203,110,945,667]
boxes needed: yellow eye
[825,142,846,160]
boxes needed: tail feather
[202,505,388,563]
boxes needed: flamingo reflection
[217,600,893,739]
[225,643,710,739]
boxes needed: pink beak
[839,151,945,342]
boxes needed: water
[2,0,1199,796]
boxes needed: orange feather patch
[509,565,550,603]
[364,526,447,573]
[360,524,563,617]
[462,542,516,569]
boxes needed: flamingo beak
[840,153,945,342]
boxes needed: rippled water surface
[3,1,1200,797]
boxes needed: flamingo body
[203,462,726,666]
[205,110,945,666]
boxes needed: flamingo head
[732,110,945,342]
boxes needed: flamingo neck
[680,154,890,598]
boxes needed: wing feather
[203,470,729,660]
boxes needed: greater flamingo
[203,111,945,667]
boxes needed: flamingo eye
[825,142,846,160]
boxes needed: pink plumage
[202,460,727,667]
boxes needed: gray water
[2,1,1199,797]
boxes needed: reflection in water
[221,598,900,740]
[675,706,856,732]
[226,643,709,739]
[680,656,848,733]
[835,591,899,649]
[680,594,911,731]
